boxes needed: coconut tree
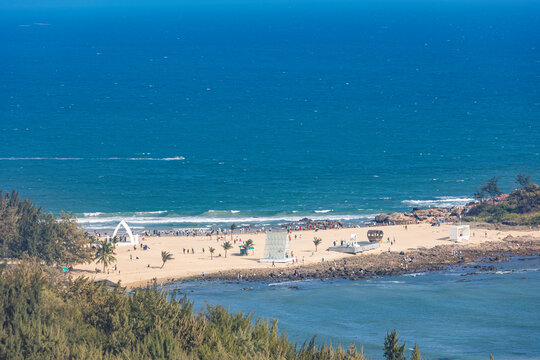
[313,237,322,252]
[209,247,215,260]
[230,223,237,241]
[243,239,254,255]
[94,240,116,273]
[222,241,232,258]
[161,250,174,269]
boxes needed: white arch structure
[108,219,139,246]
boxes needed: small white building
[449,225,470,242]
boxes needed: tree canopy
[0,190,93,266]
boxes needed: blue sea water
[167,256,540,360]
[0,0,539,230]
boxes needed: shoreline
[109,234,539,288]
[74,216,540,288]
[198,235,539,283]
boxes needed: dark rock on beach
[200,236,539,283]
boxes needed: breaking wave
[401,196,473,208]
[75,212,376,229]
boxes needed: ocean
[167,256,540,360]
[1,0,539,230]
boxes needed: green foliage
[384,330,406,360]
[480,177,502,201]
[243,239,254,255]
[466,180,540,225]
[313,237,322,251]
[222,241,232,258]
[410,343,422,360]
[0,190,93,265]
[516,174,532,188]
[0,260,376,360]
[161,250,174,269]
[94,240,117,272]
[209,247,215,260]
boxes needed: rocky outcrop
[200,236,539,282]
[375,206,465,224]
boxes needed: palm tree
[94,240,116,273]
[313,237,322,252]
[230,223,237,241]
[161,250,174,269]
[243,239,254,255]
[209,247,215,260]
[222,241,232,258]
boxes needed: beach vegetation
[161,250,174,269]
[383,330,406,360]
[0,190,93,266]
[94,240,116,273]
[410,343,423,360]
[209,247,215,259]
[230,223,237,241]
[480,177,502,203]
[243,239,254,255]
[222,241,232,258]
[516,174,532,188]
[0,259,385,360]
[313,237,322,251]
[466,178,540,225]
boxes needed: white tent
[449,225,470,242]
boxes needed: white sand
[75,223,539,287]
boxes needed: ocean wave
[401,196,473,208]
[134,210,168,215]
[76,213,376,228]
[83,212,104,217]
[314,210,333,213]
[403,272,427,277]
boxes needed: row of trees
[0,260,441,359]
[94,238,255,272]
[0,190,93,266]
[468,174,539,225]
[474,174,534,203]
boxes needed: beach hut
[367,230,384,243]
[449,225,470,242]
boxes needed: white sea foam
[403,272,427,277]
[402,196,474,208]
[314,210,333,213]
[83,212,104,217]
[134,210,168,215]
[76,213,375,228]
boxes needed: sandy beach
[75,223,540,287]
